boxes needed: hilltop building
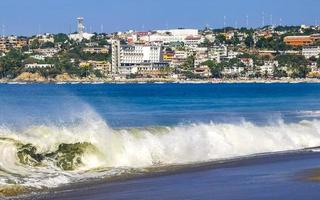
[69,17,94,41]
[284,34,320,46]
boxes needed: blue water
[2,83,320,200]
[1,83,320,128]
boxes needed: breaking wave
[1,110,320,190]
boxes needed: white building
[184,36,203,47]
[302,46,320,59]
[259,61,279,75]
[25,63,54,69]
[223,66,245,75]
[156,29,199,37]
[33,48,59,57]
[120,45,161,64]
[227,51,241,60]
[31,54,46,61]
[140,29,199,44]
[210,46,228,58]
[194,47,209,67]
[111,40,162,74]
[37,33,54,44]
[69,17,94,41]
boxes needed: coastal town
[1,17,320,83]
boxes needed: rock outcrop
[14,72,46,82]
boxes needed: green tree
[244,34,254,48]
[41,42,55,49]
[215,34,226,44]
[181,55,195,70]
[0,49,27,78]
[202,60,224,78]
[273,68,288,78]
[54,33,69,43]
[30,39,40,49]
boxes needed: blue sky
[0,0,319,36]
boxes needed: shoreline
[15,150,320,200]
[1,78,320,84]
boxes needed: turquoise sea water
[1,83,320,199]
[1,83,320,127]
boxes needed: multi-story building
[194,47,209,67]
[112,40,161,70]
[0,36,27,51]
[184,36,202,47]
[210,46,228,58]
[171,50,188,67]
[207,45,228,63]
[111,40,121,74]
[259,61,279,75]
[284,35,318,46]
[302,46,320,59]
[0,37,6,52]
[16,37,28,48]
[119,45,161,64]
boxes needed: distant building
[156,29,199,38]
[111,40,162,75]
[194,47,209,67]
[259,61,279,75]
[33,48,59,57]
[184,36,202,47]
[171,50,188,67]
[30,54,46,61]
[163,50,175,62]
[119,62,169,78]
[120,45,161,64]
[111,40,121,74]
[25,63,54,69]
[80,60,111,76]
[302,46,320,59]
[140,29,199,44]
[194,65,212,78]
[0,37,7,52]
[284,35,320,46]
[82,47,109,54]
[37,33,54,44]
[240,58,254,67]
[227,50,241,60]
[0,36,27,52]
[69,17,94,41]
[223,66,245,76]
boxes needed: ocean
[1,83,320,199]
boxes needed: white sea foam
[298,111,320,118]
[0,109,320,189]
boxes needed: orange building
[284,36,314,46]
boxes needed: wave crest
[0,118,320,188]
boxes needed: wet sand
[13,151,320,200]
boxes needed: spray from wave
[1,108,320,190]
